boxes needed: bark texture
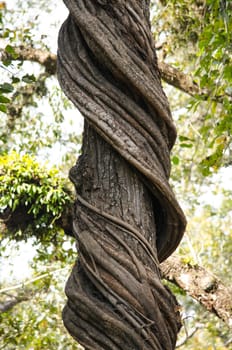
[0,44,213,98]
[161,256,232,328]
[57,1,186,349]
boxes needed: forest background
[0,0,231,349]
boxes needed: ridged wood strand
[58,1,186,349]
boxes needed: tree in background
[0,1,231,349]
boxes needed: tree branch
[0,45,57,74]
[176,324,202,348]
[0,267,68,294]
[158,61,202,96]
[0,295,29,313]
[161,256,232,328]
[0,267,70,313]
[0,45,206,97]
[1,206,231,327]
[0,203,73,238]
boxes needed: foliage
[0,151,72,241]
[153,0,232,176]
[0,3,82,348]
[0,266,80,350]
[0,0,82,166]
[151,1,232,348]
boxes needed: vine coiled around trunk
[58,1,186,349]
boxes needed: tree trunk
[57,1,186,349]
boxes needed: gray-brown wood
[58,1,186,349]
[1,45,215,99]
[161,256,232,328]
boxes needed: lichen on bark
[58,1,186,349]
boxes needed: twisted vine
[58,1,186,349]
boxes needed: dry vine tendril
[58,1,186,349]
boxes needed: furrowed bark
[57,1,186,349]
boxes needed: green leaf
[0,104,7,113]
[0,83,14,93]
[5,44,19,59]
[180,143,193,148]
[0,94,10,103]
[223,65,232,81]
[179,135,194,142]
[172,156,180,165]
[22,74,36,83]
[2,59,12,67]
[12,76,20,84]
[200,165,211,177]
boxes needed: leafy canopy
[153,0,232,176]
[0,152,72,241]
